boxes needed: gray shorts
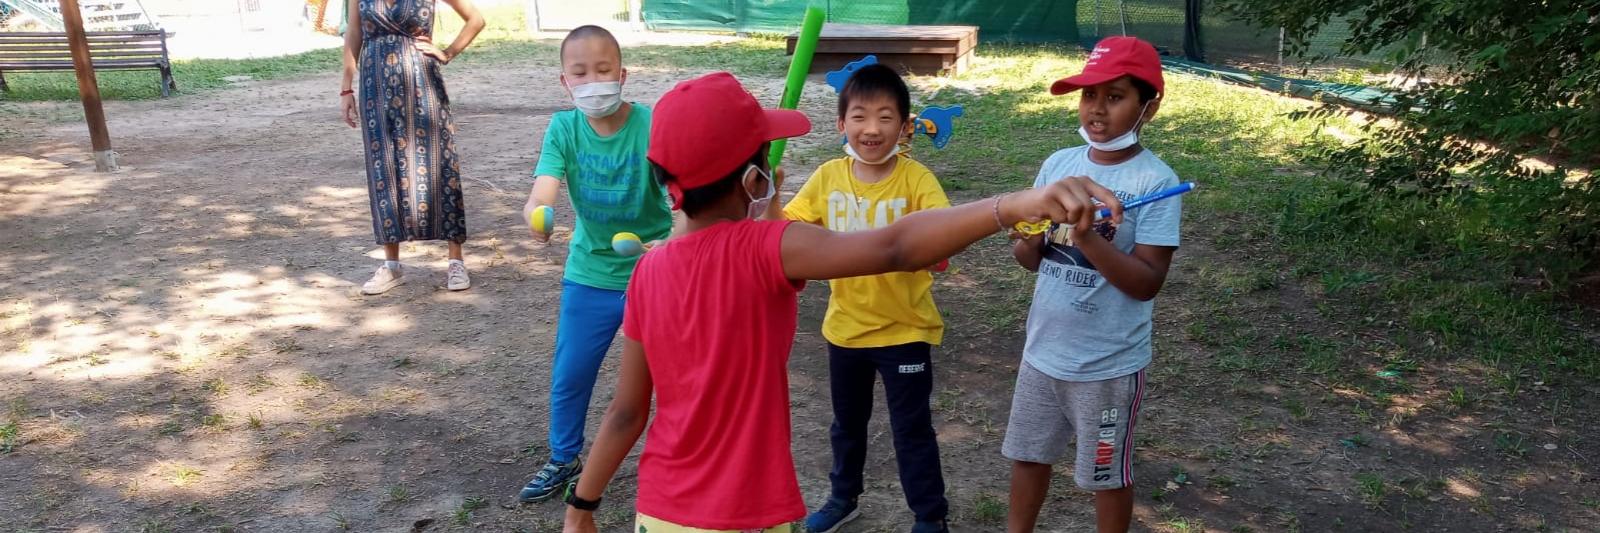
[1001,361,1147,491]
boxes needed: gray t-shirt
[1023,146,1182,382]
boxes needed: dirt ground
[2,46,1597,533]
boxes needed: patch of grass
[1401,478,1445,500]
[329,511,350,530]
[970,493,1007,524]
[1161,517,1208,533]
[245,374,277,394]
[0,421,19,453]
[217,343,253,360]
[269,337,302,354]
[6,397,28,420]
[1320,269,1380,295]
[246,411,264,430]
[296,372,326,389]
[1354,472,1386,506]
[202,378,229,395]
[169,464,203,486]
[1283,398,1311,421]
[1447,386,1472,409]
[1494,431,1530,458]
[388,484,411,503]
[454,496,489,525]
[157,420,185,436]
[201,414,228,430]
[138,519,172,533]
[1210,474,1238,489]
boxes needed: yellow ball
[612,231,644,256]
[528,205,553,234]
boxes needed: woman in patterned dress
[340,0,484,293]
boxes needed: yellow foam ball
[612,231,644,257]
[528,205,553,234]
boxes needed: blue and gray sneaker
[517,458,581,503]
[910,519,950,533]
[803,497,861,533]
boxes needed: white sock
[385,260,401,272]
[449,259,464,267]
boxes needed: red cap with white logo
[648,72,812,209]
[1050,36,1165,96]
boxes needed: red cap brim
[1050,70,1122,95]
[761,109,812,141]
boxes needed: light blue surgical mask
[1079,100,1153,152]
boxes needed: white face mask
[744,164,776,219]
[843,141,903,165]
[568,81,623,118]
[1078,100,1152,152]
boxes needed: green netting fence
[641,0,1406,112]
[643,0,1082,42]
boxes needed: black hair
[1127,75,1158,103]
[560,25,622,63]
[653,144,770,217]
[837,64,911,120]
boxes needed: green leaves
[1216,0,1600,284]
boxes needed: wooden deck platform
[786,23,979,77]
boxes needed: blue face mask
[1079,100,1152,152]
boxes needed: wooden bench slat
[0,31,167,37]
[0,58,165,68]
[0,44,165,52]
[0,35,166,42]
[0,53,165,62]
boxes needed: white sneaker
[361,264,405,295]
[446,260,470,291]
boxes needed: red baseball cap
[1050,36,1164,96]
[648,72,812,209]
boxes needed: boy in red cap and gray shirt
[1005,36,1183,532]
[558,71,1125,533]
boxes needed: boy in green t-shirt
[516,25,672,503]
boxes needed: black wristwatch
[564,485,602,511]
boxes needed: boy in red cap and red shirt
[558,71,1125,533]
[1004,36,1183,532]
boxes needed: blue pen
[1096,181,1196,221]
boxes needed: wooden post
[59,0,118,171]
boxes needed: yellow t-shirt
[783,156,951,348]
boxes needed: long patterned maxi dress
[358,0,465,244]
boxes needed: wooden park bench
[0,30,176,97]
[787,23,979,77]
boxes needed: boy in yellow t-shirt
[775,64,952,533]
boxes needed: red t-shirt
[622,219,806,530]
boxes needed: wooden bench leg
[0,70,8,92]
[160,65,175,98]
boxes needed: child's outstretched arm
[563,339,653,533]
[781,177,1122,281]
[523,176,562,242]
